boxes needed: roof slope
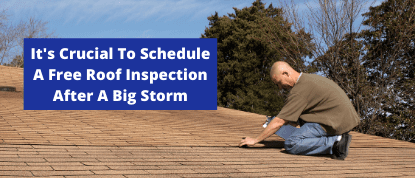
[0,65,414,177]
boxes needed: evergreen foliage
[201,0,312,116]
[357,0,415,142]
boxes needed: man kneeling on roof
[239,61,360,160]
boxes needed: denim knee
[284,137,299,154]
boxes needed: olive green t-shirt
[277,73,360,135]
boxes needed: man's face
[272,73,292,90]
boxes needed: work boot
[332,132,352,160]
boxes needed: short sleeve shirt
[277,73,360,135]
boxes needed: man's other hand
[239,137,257,147]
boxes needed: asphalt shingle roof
[1,65,414,177]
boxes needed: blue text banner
[24,38,217,110]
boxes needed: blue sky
[1,0,382,39]
[2,0,261,38]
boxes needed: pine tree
[201,0,312,116]
[357,0,415,142]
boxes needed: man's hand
[239,137,258,147]
[239,117,287,148]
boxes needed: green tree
[357,0,415,142]
[202,0,312,116]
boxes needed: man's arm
[239,116,288,147]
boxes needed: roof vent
[0,86,16,92]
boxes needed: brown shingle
[0,65,414,177]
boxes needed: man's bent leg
[284,123,337,155]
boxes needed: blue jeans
[283,122,337,155]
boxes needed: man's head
[270,61,300,90]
